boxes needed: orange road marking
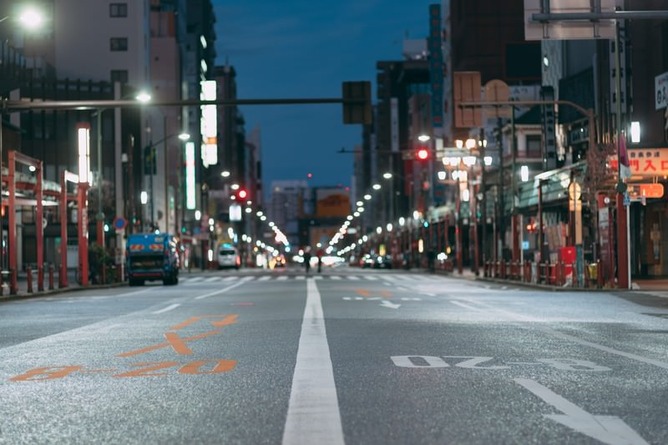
[178,359,237,374]
[211,314,238,328]
[116,329,221,357]
[10,366,83,381]
[170,317,202,330]
[355,289,370,297]
[113,361,179,378]
[380,290,393,299]
[170,314,238,330]
[164,332,195,355]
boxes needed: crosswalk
[179,274,446,285]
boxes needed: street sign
[113,217,127,231]
[623,193,631,207]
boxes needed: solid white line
[515,378,590,418]
[194,280,247,300]
[153,303,180,314]
[283,278,344,445]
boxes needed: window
[110,38,128,51]
[111,70,129,84]
[110,3,127,18]
[526,135,542,158]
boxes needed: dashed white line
[152,303,180,314]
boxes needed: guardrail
[483,260,605,289]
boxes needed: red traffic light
[237,189,248,200]
[416,147,430,160]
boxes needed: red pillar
[616,194,629,289]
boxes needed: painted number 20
[10,359,237,382]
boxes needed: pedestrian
[303,247,312,273]
[316,248,324,273]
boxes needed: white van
[218,245,240,270]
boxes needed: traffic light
[416,147,430,161]
[342,81,372,125]
[233,188,248,201]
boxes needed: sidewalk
[436,267,668,296]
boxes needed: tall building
[0,0,218,268]
[269,180,308,247]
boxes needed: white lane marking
[205,277,220,282]
[194,280,248,300]
[277,276,288,281]
[515,378,649,445]
[153,303,180,314]
[283,278,344,445]
[450,300,483,311]
[330,276,342,280]
[295,276,306,280]
[186,277,204,283]
[347,276,360,280]
[380,300,401,309]
[258,276,271,281]
[364,276,378,280]
[223,276,237,281]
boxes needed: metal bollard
[27,266,33,293]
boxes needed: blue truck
[126,233,180,286]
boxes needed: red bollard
[27,266,33,293]
[48,264,54,290]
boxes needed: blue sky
[213,0,435,191]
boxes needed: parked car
[360,254,375,268]
[218,245,240,270]
[126,233,180,286]
[373,254,393,269]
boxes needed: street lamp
[0,5,45,278]
[146,131,189,231]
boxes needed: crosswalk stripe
[179,274,447,284]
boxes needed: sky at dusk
[213,0,436,192]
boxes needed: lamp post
[144,131,189,231]
[94,90,150,282]
[0,6,44,286]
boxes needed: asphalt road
[1,265,667,445]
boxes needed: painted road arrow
[380,300,401,309]
[515,378,648,445]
